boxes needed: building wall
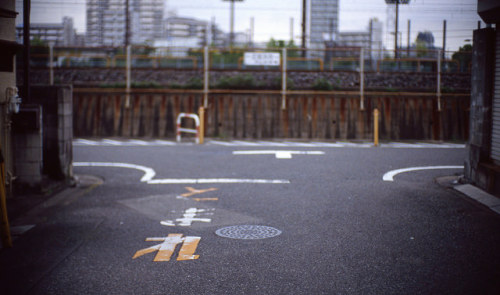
[465,27,500,196]
[86,0,164,46]
[0,0,18,185]
[307,0,339,50]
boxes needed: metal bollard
[374,108,379,147]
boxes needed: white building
[306,0,339,51]
[335,18,384,60]
[16,17,83,46]
[86,0,164,46]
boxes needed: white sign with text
[243,52,281,66]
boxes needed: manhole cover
[215,225,282,240]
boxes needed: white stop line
[73,162,290,184]
[383,165,464,181]
[233,150,325,159]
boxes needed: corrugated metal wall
[491,26,500,163]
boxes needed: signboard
[244,52,281,66]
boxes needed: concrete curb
[455,184,500,215]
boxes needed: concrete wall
[74,90,469,141]
[0,0,18,186]
[15,86,73,189]
[465,27,500,196]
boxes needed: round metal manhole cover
[215,225,282,240]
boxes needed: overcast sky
[17,0,483,51]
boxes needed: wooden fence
[73,89,469,141]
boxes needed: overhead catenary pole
[395,0,399,58]
[290,17,294,42]
[125,0,130,46]
[442,20,447,60]
[385,1,411,59]
[250,17,254,47]
[301,0,306,57]
[223,0,244,47]
[407,19,410,57]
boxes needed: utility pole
[301,0,306,57]
[290,17,294,43]
[125,0,130,46]
[250,17,254,47]
[223,0,244,47]
[442,20,446,60]
[407,19,410,57]
[385,0,410,59]
[395,1,399,58]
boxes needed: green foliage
[99,81,162,89]
[311,78,334,91]
[169,77,203,89]
[214,74,258,89]
[452,44,472,72]
[270,76,295,90]
[266,38,300,57]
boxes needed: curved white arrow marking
[73,162,290,184]
[74,162,156,182]
[383,165,464,182]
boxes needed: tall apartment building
[16,17,84,46]
[306,0,339,51]
[86,0,164,46]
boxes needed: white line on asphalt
[148,178,290,184]
[101,139,123,145]
[232,150,325,159]
[74,162,156,182]
[73,162,290,184]
[383,165,464,181]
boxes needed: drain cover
[215,225,282,240]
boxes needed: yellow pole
[374,108,379,147]
[198,106,205,145]
[0,148,12,248]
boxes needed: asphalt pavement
[2,139,500,295]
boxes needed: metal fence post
[204,46,209,108]
[374,108,379,147]
[125,45,131,108]
[49,42,54,85]
[360,48,365,110]
[281,47,287,110]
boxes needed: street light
[222,0,244,47]
[385,0,410,58]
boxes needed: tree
[452,44,472,72]
[266,38,299,57]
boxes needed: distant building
[324,18,384,66]
[16,17,84,46]
[163,16,209,47]
[306,0,339,52]
[86,0,164,46]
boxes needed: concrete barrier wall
[73,90,469,141]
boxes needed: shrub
[311,78,333,91]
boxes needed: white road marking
[73,162,290,184]
[148,178,290,184]
[383,165,464,181]
[233,150,325,159]
[161,208,214,227]
[74,162,156,182]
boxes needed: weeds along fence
[19,45,471,140]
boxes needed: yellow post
[0,148,12,248]
[374,108,379,147]
[198,106,205,145]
